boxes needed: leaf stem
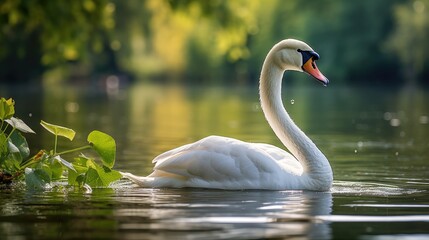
[56,145,92,156]
[19,150,46,170]
[54,134,58,155]
[5,127,16,142]
[20,161,36,170]
[1,126,15,147]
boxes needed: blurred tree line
[1,0,428,85]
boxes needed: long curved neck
[259,56,332,178]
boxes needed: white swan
[121,39,333,191]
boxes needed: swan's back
[139,136,304,189]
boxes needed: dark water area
[1,81,429,239]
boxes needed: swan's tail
[120,171,188,188]
[120,171,152,187]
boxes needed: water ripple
[331,181,422,196]
[317,215,429,222]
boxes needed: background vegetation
[1,0,428,85]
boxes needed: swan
[121,39,333,191]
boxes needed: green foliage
[81,157,121,187]
[0,97,121,190]
[87,130,116,168]
[0,0,116,82]
[386,0,429,80]
[3,0,429,84]
[1,98,34,174]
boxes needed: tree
[0,0,115,82]
[386,0,429,83]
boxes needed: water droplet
[395,152,399,156]
[354,149,358,153]
[290,99,295,105]
[28,113,32,117]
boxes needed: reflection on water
[113,188,333,239]
[1,82,429,239]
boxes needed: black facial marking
[297,49,320,66]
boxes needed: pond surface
[1,81,429,239]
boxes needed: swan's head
[271,39,329,86]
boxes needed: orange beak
[302,57,329,86]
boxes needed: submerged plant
[0,97,121,190]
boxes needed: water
[1,82,429,239]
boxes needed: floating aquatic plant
[0,97,121,190]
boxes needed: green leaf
[40,120,75,141]
[0,133,8,162]
[1,155,20,173]
[5,117,35,134]
[0,98,15,121]
[24,168,51,189]
[68,169,80,186]
[98,165,121,186]
[68,156,89,186]
[9,131,30,160]
[74,174,86,187]
[87,130,116,168]
[84,160,121,188]
[47,159,64,180]
[6,141,25,170]
[0,131,28,171]
[40,163,53,180]
[85,167,104,187]
[71,156,121,188]
[73,155,91,171]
